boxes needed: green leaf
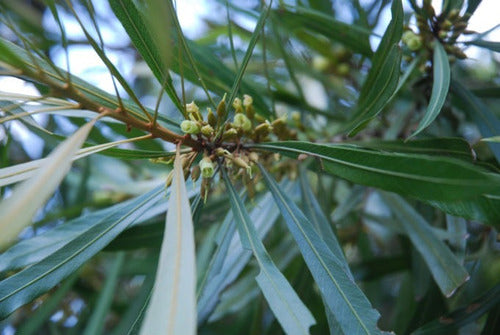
[109,0,181,111]
[0,185,165,318]
[429,195,500,225]
[0,136,156,187]
[464,39,500,52]
[225,2,272,118]
[275,6,373,56]
[251,141,500,201]
[451,80,500,162]
[350,137,474,161]
[346,0,403,134]
[140,150,196,335]
[83,252,125,335]
[259,165,384,335]
[412,284,500,335]
[410,42,450,138]
[222,169,315,335]
[346,46,402,135]
[0,118,96,250]
[197,184,290,323]
[379,192,469,297]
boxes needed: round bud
[180,120,200,134]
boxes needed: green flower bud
[201,124,214,137]
[243,95,253,108]
[199,157,215,178]
[222,128,238,141]
[217,93,226,118]
[180,120,200,134]
[233,97,243,113]
[186,101,199,114]
[233,113,252,131]
[207,108,217,126]
[402,31,423,51]
[438,30,449,40]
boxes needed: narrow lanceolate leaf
[0,118,96,250]
[250,141,500,201]
[140,149,196,335]
[464,39,500,53]
[346,0,403,134]
[222,169,315,335]
[0,185,165,318]
[259,166,383,335]
[0,136,152,187]
[380,192,469,297]
[410,42,450,138]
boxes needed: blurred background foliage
[0,0,500,334]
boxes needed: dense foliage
[0,0,499,334]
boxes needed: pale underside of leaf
[222,169,315,335]
[0,118,97,250]
[140,148,196,335]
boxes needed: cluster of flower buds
[163,94,299,200]
[311,45,352,77]
[405,1,471,63]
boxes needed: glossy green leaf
[251,141,500,201]
[222,169,315,335]
[429,195,500,225]
[410,42,450,138]
[0,118,96,250]
[0,185,165,318]
[109,0,181,111]
[275,7,373,56]
[347,46,401,135]
[140,150,196,335]
[259,165,384,335]
[346,0,403,134]
[351,137,474,161]
[380,192,469,297]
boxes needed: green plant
[0,0,499,334]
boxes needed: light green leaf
[222,169,315,335]
[259,165,383,335]
[140,149,196,335]
[410,42,450,138]
[464,39,500,53]
[482,136,500,142]
[0,118,96,250]
[380,192,469,297]
[0,185,165,318]
[251,141,500,201]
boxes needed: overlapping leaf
[260,166,384,335]
[222,169,315,335]
[380,192,469,297]
[140,149,196,335]
[251,141,500,201]
[0,118,96,249]
[410,42,450,138]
